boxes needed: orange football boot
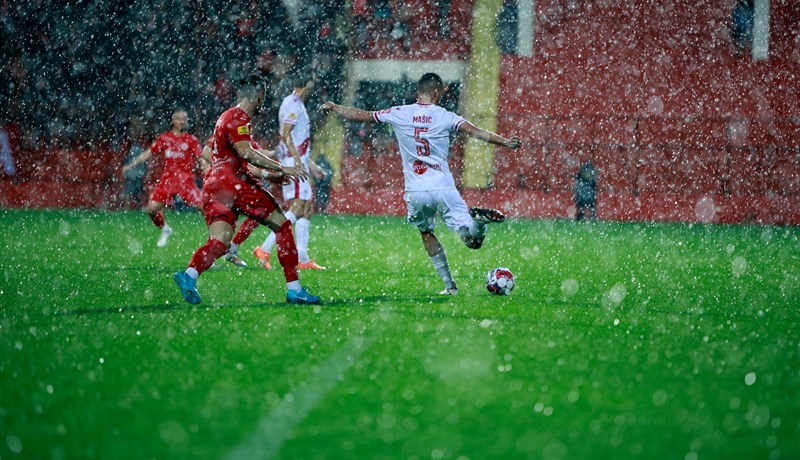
[298,259,326,270]
[252,247,272,270]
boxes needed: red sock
[188,239,228,276]
[233,218,259,246]
[275,220,299,283]
[150,211,165,229]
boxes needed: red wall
[3,1,799,225]
[327,0,800,225]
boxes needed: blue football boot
[174,272,201,305]
[286,287,321,305]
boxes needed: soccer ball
[486,267,515,295]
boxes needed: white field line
[225,336,372,460]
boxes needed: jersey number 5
[414,127,430,157]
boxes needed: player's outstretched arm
[458,121,521,149]
[122,148,152,174]
[319,101,376,122]
[247,164,291,185]
[234,140,309,182]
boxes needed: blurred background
[0,0,798,224]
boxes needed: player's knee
[209,237,231,250]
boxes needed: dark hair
[237,75,266,98]
[170,107,188,129]
[417,73,444,95]
[290,71,314,89]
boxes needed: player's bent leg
[421,231,457,294]
[458,226,485,249]
[273,220,300,281]
[295,199,326,269]
[224,246,247,267]
[146,201,172,247]
[224,218,259,267]
[232,217,259,246]
[469,207,506,224]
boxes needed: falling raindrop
[731,257,747,277]
[561,278,579,297]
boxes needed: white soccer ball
[486,267,515,295]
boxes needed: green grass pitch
[1,209,799,459]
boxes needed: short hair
[290,71,314,89]
[237,75,266,100]
[417,73,445,95]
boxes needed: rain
[1,0,800,459]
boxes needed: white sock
[429,250,454,289]
[260,231,277,253]
[186,267,199,279]
[262,211,297,253]
[162,224,172,234]
[296,218,310,264]
[229,242,238,253]
[287,280,301,292]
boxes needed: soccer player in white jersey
[321,72,521,295]
[253,73,327,271]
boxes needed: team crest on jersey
[237,125,250,135]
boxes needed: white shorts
[404,189,473,233]
[280,156,312,201]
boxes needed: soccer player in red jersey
[173,76,321,305]
[123,109,206,247]
[198,137,286,268]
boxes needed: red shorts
[150,174,202,207]
[201,176,281,227]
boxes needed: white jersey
[373,103,465,192]
[276,92,311,168]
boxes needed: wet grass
[1,209,799,459]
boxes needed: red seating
[591,117,637,146]
[494,144,546,190]
[727,147,771,195]
[635,147,686,193]
[680,147,725,195]
[766,148,800,195]
[548,117,593,146]
[340,154,371,188]
[546,145,592,192]
[592,146,636,194]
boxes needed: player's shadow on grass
[58,304,194,316]
[58,294,453,316]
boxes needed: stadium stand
[1,0,799,224]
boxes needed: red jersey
[150,131,201,179]
[208,107,257,182]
